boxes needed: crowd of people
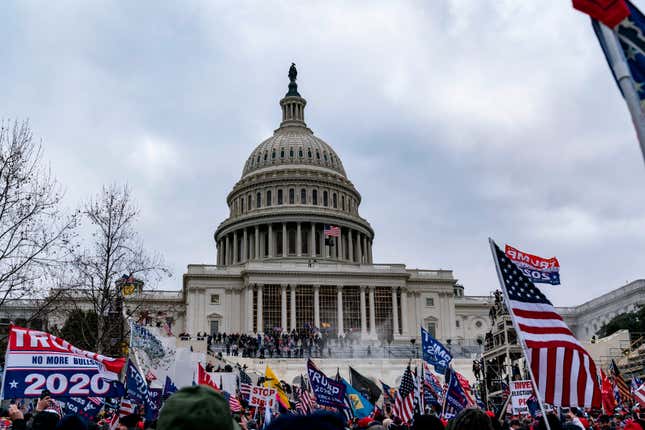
[3,386,645,430]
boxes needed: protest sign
[510,380,533,415]
[307,359,345,408]
[1,325,125,398]
[248,386,277,408]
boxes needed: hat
[157,385,240,430]
[357,417,374,428]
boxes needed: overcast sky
[1,1,644,307]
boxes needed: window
[425,297,434,307]
[240,198,244,213]
[475,321,483,328]
[323,152,328,161]
[323,191,328,207]
[290,148,294,157]
[341,196,345,211]
[272,150,276,159]
[289,188,295,204]
[332,193,337,208]
[264,152,268,161]
[426,322,437,338]
[316,151,320,159]
[277,189,283,205]
[248,195,252,210]
[266,190,272,206]
[299,148,303,157]
[456,320,460,328]
[312,189,318,205]
[280,149,285,158]
[257,155,261,163]
[300,188,306,204]
[256,192,262,208]
[308,149,312,158]
[210,294,220,304]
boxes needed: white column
[255,226,260,259]
[242,228,248,262]
[368,239,373,263]
[246,286,253,332]
[392,287,400,337]
[310,223,316,257]
[257,284,263,333]
[216,242,221,265]
[339,229,344,260]
[282,223,287,257]
[290,285,297,331]
[321,229,327,258]
[268,224,273,257]
[401,288,409,336]
[415,292,422,337]
[369,286,376,338]
[348,230,354,262]
[233,231,238,264]
[225,235,230,265]
[337,286,344,336]
[356,233,363,263]
[296,222,302,257]
[360,286,367,338]
[314,285,320,328]
[281,284,287,332]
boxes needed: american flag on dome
[393,365,415,424]
[490,240,601,408]
[323,225,340,237]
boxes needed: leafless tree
[0,120,78,311]
[71,184,170,354]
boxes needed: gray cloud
[1,1,644,306]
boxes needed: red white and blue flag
[505,244,560,285]
[323,225,340,237]
[491,240,601,408]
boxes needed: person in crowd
[265,411,345,430]
[410,415,444,430]
[450,408,494,430]
[157,385,240,430]
[535,413,562,430]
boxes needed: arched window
[316,151,320,160]
[264,152,268,161]
[240,197,244,213]
[277,189,283,205]
[272,150,276,159]
[312,190,318,205]
[323,152,328,161]
[257,154,261,163]
[280,149,285,158]
[323,191,328,207]
[332,193,337,208]
[308,149,312,158]
[289,188,295,204]
[290,148,294,157]
[248,195,252,211]
[256,192,262,208]
[341,195,345,211]
[267,190,272,206]
[299,148,303,157]
[301,188,306,204]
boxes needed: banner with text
[307,359,346,408]
[505,244,560,285]
[248,386,277,409]
[1,325,126,398]
[510,380,534,415]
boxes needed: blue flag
[594,1,645,105]
[444,368,469,418]
[61,397,103,420]
[163,375,178,399]
[307,359,346,408]
[126,360,149,404]
[145,387,163,421]
[342,378,374,419]
[421,327,452,374]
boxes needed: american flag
[228,393,243,412]
[239,368,253,400]
[634,381,645,408]
[323,225,340,237]
[610,359,632,405]
[454,370,475,407]
[491,241,601,408]
[422,363,443,399]
[109,398,136,430]
[393,365,415,423]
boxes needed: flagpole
[488,238,551,430]
[597,21,645,166]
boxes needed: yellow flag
[265,365,290,408]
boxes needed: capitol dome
[214,64,374,266]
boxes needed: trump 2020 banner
[1,325,126,398]
[504,244,560,285]
[307,359,346,408]
[421,327,452,374]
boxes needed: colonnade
[245,284,409,339]
[216,222,373,265]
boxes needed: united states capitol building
[2,67,645,363]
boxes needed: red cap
[357,417,374,428]
[486,411,495,418]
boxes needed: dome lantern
[279,63,307,129]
